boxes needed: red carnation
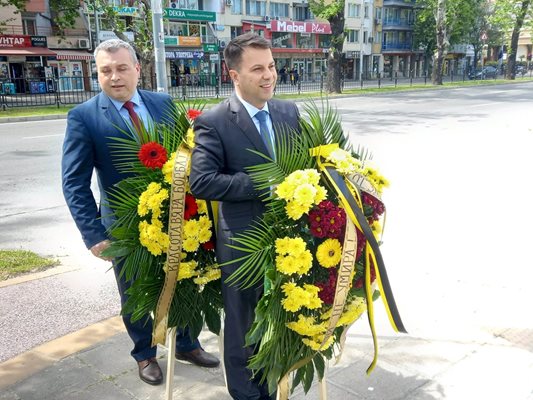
[184,194,198,220]
[201,240,215,250]
[138,142,168,169]
[317,268,338,304]
[187,109,202,120]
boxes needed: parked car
[468,66,498,80]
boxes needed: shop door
[9,63,24,93]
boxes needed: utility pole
[151,0,168,93]
[359,25,364,85]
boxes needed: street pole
[359,25,364,85]
[151,0,168,93]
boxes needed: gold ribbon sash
[152,145,190,346]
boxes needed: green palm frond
[246,125,314,191]
[300,100,349,150]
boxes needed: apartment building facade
[0,0,423,93]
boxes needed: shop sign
[99,31,135,42]
[179,36,202,46]
[203,43,219,52]
[0,35,31,48]
[31,36,47,47]
[165,50,204,59]
[163,8,216,21]
[270,20,331,34]
[165,37,179,45]
[209,54,219,61]
[85,4,138,16]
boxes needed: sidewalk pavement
[1,293,532,400]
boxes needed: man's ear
[229,69,239,85]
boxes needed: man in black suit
[62,39,219,386]
[189,33,300,400]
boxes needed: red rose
[138,142,168,169]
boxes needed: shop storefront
[0,34,56,94]
[163,7,219,86]
[241,20,331,80]
[48,50,93,92]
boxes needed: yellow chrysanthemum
[286,314,326,337]
[182,237,199,252]
[198,228,212,243]
[183,219,200,238]
[336,297,367,326]
[275,181,294,200]
[177,260,198,280]
[197,215,212,230]
[281,282,322,312]
[371,221,382,238]
[316,238,342,268]
[293,183,316,206]
[196,199,208,214]
[302,334,335,351]
[162,152,176,184]
[276,255,300,275]
[314,185,327,204]
[285,201,308,220]
[186,127,195,148]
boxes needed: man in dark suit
[189,33,300,400]
[61,39,219,386]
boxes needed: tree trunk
[432,0,447,85]
[326,11,345,93]
[506,0,531,80]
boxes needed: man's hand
[90,240,113,261]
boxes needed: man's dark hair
[223,33,272,71]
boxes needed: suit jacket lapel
[100,93,129,133]
[229,95,270,155]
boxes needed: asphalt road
[1,82,532,364]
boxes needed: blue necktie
[255,110,275,159]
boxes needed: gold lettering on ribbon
[320,218,357,346]
[152,145,189,346]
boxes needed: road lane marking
[22,134,64,139]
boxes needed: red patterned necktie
[123,100,142,132]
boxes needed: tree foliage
[309,0,345,93]
[414,0,485,84]
[490,0,533,79]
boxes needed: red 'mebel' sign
[0,35,32,48]
[270,20,332,34]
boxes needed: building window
[231,26,243,39]
[347,3,360,18]
[375,7,382,21]
[346,29,359,43]
[231,0,242,15]
[245,0,266,16]
[373,31,381,43]
[22,18,36,35]
[363,30,368,43]
[272,32,293,48]
[270,2,289,17]
[364,5,369,18]
[294,5,313,20]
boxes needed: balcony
[382,17,414,30]
[383,0,417,7]
[382,41,412,52]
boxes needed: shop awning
[54,50,94,60]
[0,47,57,56]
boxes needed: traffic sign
[480,32,488,41]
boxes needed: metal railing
[1,70,531,110]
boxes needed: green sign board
[165,37,179,46]
[202,43,219,52]
[163,8,216,22]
